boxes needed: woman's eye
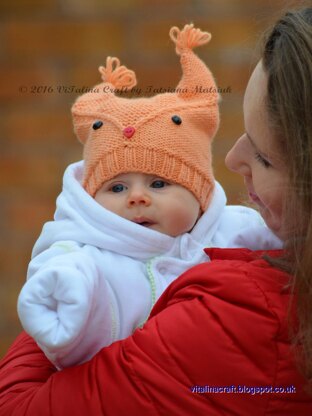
[151,180,167,189]
[255,153,271,168]
[111,184,126,193]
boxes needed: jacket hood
[32,161,227,261]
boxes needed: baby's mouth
[132,217,155,227]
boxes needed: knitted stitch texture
[72,24,220,210]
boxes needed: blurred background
[0,0,303,357]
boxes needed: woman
[0,7,311,415]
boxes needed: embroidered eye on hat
[72,24,220,211]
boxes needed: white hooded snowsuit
[18,161,282,368]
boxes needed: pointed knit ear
[169,24,219,104]
[71,57,137,144]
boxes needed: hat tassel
[99,57,137,90]
[169,24,211,55]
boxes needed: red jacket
[0,248,311,415]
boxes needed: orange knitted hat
[72,24,220,211]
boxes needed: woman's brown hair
[262,7,312,387]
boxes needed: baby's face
[94,172,201,237]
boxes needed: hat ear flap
[72,57,137,144]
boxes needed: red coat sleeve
[0,258,311,415]
[0,332,56,414]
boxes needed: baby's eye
[110,184,126,193]
[151,180,168,189]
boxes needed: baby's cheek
[176,208,199,234]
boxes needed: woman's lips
[245,179,265,208]
[248,191,263,207]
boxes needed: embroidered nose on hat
[123,126,135,139]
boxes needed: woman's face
[225,61,288,240]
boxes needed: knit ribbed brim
[85,145,214,211]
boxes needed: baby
[17,24,281,369]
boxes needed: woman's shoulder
[141,248,310,415]
[153,247,290,311]
[150,248,291,354]
[203,247,289,292]
[150,247,291,347]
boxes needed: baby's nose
[127,188,151,207]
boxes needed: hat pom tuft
[169,24,211,55]
[98,57,137,89]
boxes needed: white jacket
[17,161,282,369]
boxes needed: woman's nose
[225,135,251,177]
[127,188,151,207]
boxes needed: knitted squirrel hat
[72,24,220,211]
